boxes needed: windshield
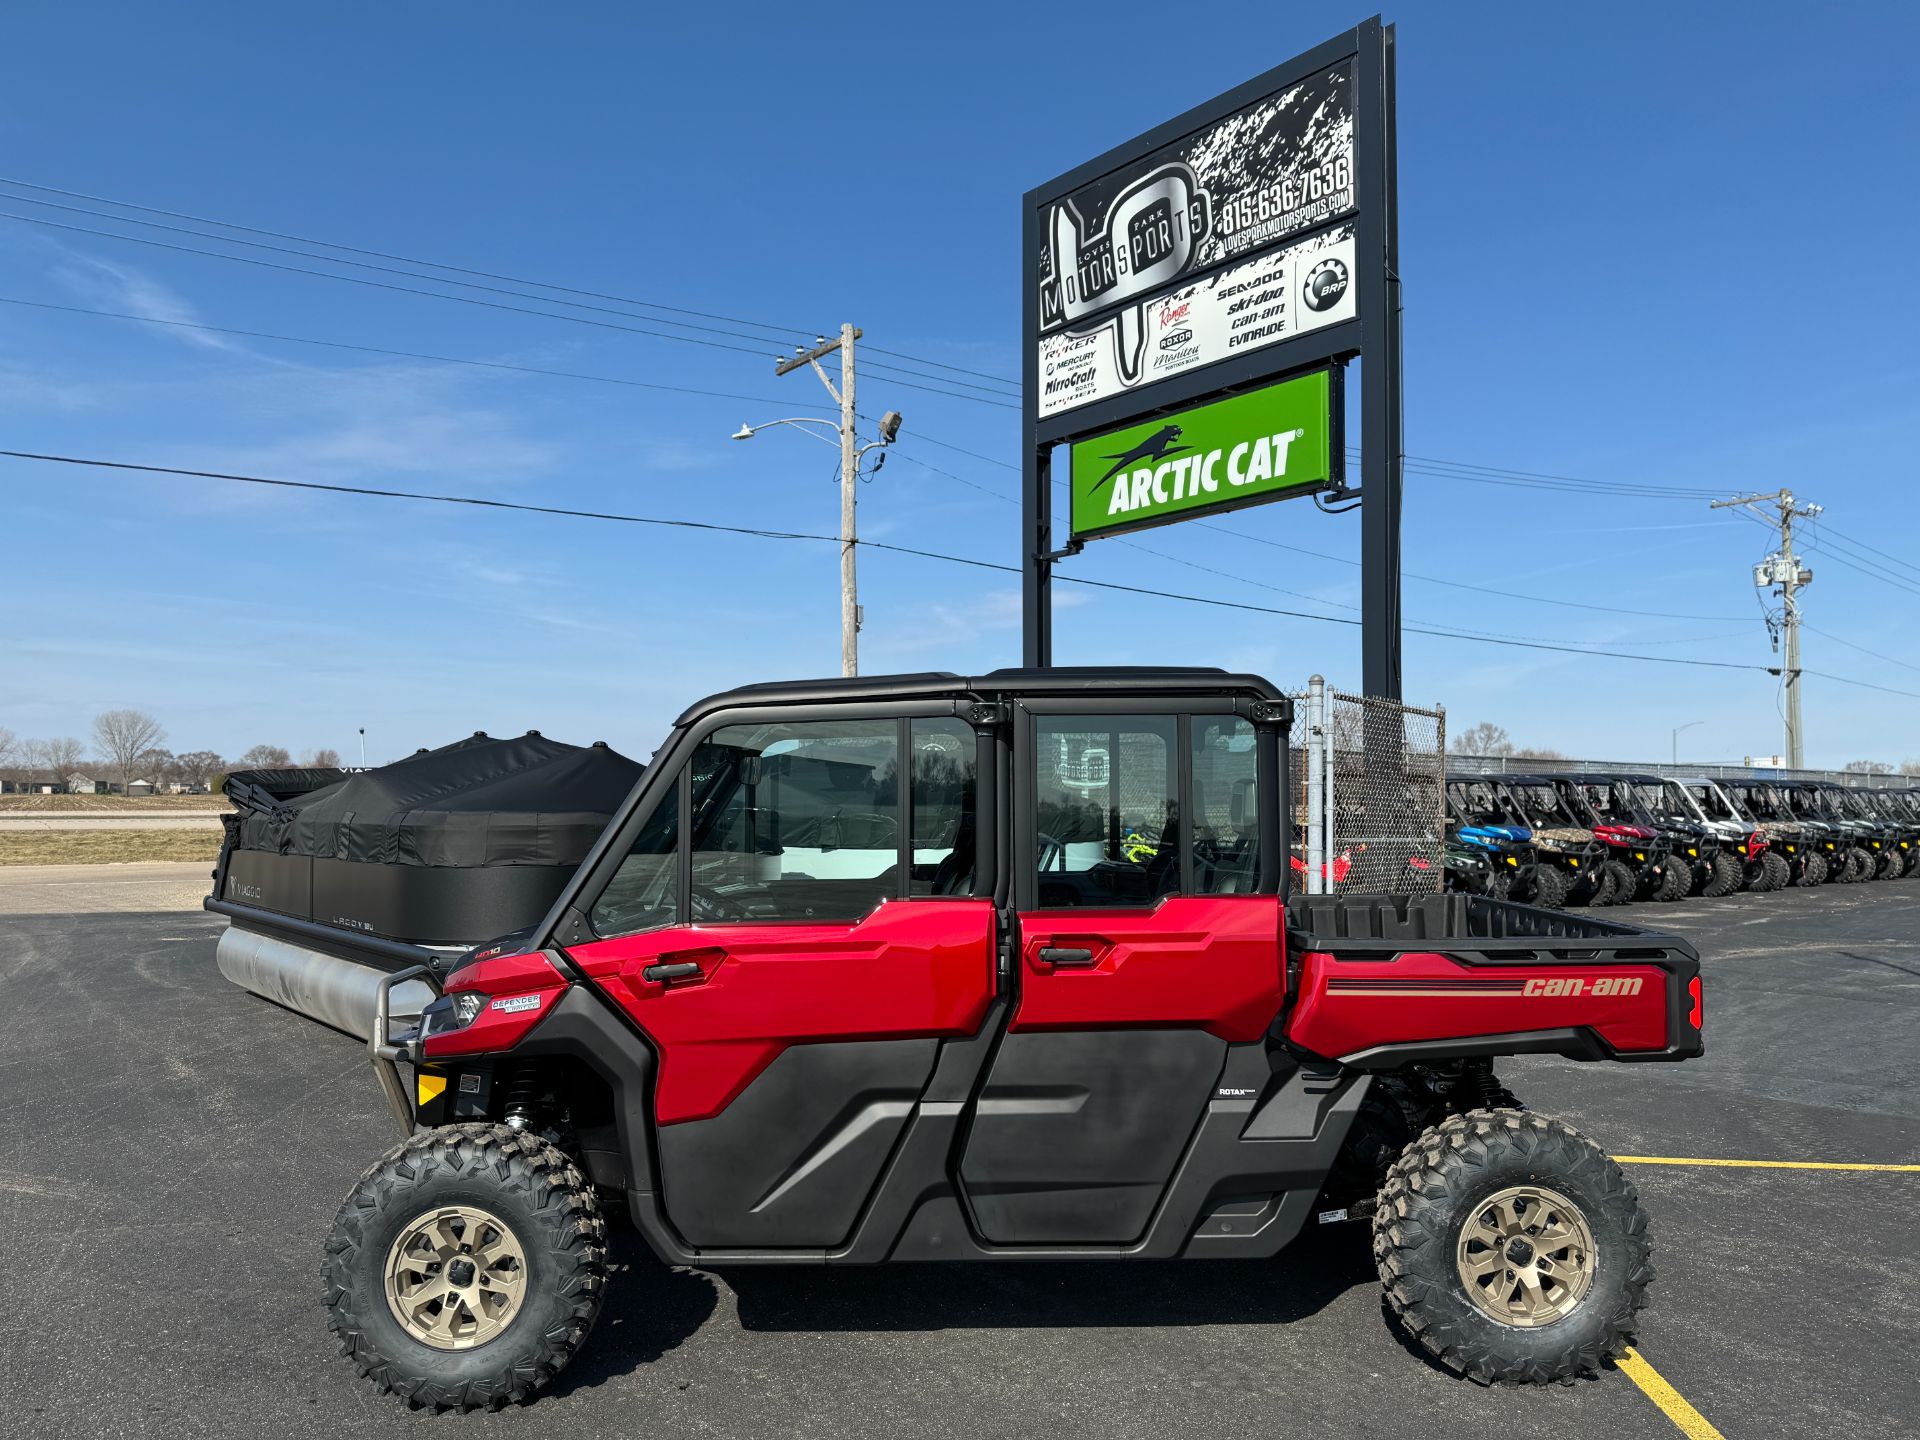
[1510,783,1578,825]
[1736,783,1783,820]
[1688,784,1738,821]
[1623,780,1667,816]
[1791,785,1838,819]
[1705,781,1754,824]
[1836,789,1876,820]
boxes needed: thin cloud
[49,252,242,352]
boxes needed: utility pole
[1711,489,1821,768]
[777,325,862,677]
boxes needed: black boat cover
[230,732,642,867]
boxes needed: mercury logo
[1302,257,1349,312]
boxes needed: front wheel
[1373,1109,1652,1385]
[1795,851,1828,887]
[1654,857,1691,902]
[1753,851,1790,892]
[1526,863,1571,909]
[1876,848,1904,881]
[1698,851,1743,898]
[323,1124,607,1410]
[1843,848,1875,883]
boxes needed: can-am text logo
[1302,257,1349,312]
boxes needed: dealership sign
[1068,371,1337,540]
[1035,58,1357,422]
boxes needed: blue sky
[2,1,1916,769]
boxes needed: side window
[1191,715,1259,894]
[590,778,680,938]
[691,718,900,921]
[909,718,978,896]
[1033,714,1178,908]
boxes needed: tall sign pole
[1019,17,1401,700]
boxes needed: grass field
[0,829,223,865]
[0,793,230,812]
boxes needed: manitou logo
[1523,976,1644,998]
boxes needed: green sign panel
[1068,369,1336,540]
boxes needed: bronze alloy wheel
[1453,1184,1597,1327]
[384,1204,528,1351]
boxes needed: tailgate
[1282,893,1703,1068]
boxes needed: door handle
[642,961,703,982]
[1038,946,1096,967]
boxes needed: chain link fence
[1293,680,1446,894]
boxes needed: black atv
[1787,781,1888,882]
[1870,788,1920,876]
[1843,786,1918,878]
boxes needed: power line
[0,178,1023,405]
[0,295,834,411]
[1814,521,1920,581]
[12,446,1917,699]
[1802,624,1920,679]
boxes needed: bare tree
[33,736,86,787]
[174,750,225,791]
[93,710,166,795]
[1513,746,1570,761]
[0,727,16,768]
[305,747,343,768]
[1843,759,1894,775]
[238,744,293,768]
[1902,759,1920,777]
[1454,722,1514,758]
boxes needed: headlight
[422,990,485,1037]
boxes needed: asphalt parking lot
[0,874,1914,1440]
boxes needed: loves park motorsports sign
[1068,370,1335,540]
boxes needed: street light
[731,406,904,676]
[1671,719,1704,765]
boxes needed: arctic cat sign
[1069,371,1337,540]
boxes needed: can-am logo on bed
[1036,58,1356,418]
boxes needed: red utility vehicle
[324,670,1702,1408]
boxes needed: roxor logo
[1524,976,1643,998]
[1302,256,1349,312]
[1159,328,1193,349]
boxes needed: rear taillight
[1688,975,1703,1030]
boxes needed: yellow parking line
[1615,1156,1920,1172]
[1618,1348,1726,1440]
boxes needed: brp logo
[1302,257,1349,312]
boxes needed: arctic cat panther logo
[1524,976,1643,998]
[1302,257,1349,312]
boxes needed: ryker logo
[1302,257,1349,312]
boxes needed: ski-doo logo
[1302,257,1350,312]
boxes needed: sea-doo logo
[1159,328,1194,350]
[1302,257,1349,312]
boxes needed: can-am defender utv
[1486,775,1637,906]
[1585,774,1726,898]
[1550,775,1681,903]
[1822,783,1911,880]
[1784,780,1886,882]
[1657,779,1785,894]
[1445,774,1614,908]
[1719,778,1831,886]
[1440,783,1538,900]
[1861,788,1920,876]
[309,670,1703,1409]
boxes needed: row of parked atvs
[1445,773,1919,906]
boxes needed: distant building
[1,778,62,795]
[127,778,157,797]
[66,774,122,795]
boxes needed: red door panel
[1012,895,1282,1042]
[569,899,997,1124]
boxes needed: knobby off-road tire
[1653,857,1691,903]
[1594,860,1636,907]
[1875,848,1905,881]
[1373,1109,1652,1386]
[1698,851,1743,898]
[1843,847,1875,883]
[1527,864,1571,909]
[323,1123,607,1411]
[1753,851,1791,893]
[1795,851,1828,887]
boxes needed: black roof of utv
[675,667,1287,726]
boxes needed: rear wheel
[1752,851,1790,893]
[1526,864,1570,909]
[1698,851,1743,898]
[323,1124,607,1410]
[1373,1109,1652,1385]
[1795,851,1828,887]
